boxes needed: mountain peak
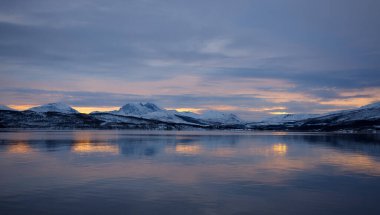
[28,103,79,114]
[117,102,162,116]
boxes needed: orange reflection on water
[7,142,32,154]
[321,153,380,176]
[72,142,119,154]
[173,145,202,155]
[272,143,287,155]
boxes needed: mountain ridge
[1,101,379,131]
[28,103,79,114]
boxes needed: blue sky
[0,0,379,119]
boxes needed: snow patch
[259,114,320,125]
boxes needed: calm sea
[1,130,380,215]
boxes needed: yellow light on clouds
[8,105,36,111]
[73,106,119,114]
[168,108,204,114]
[270,112,291,115]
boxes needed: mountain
[302,102,380,124]
[105,102,198,124]
[359,101,380,110]
[255,114,320,125]
[0,101,379,131]
[247,102,380,131]
[0,105,16,111]
[97,102,242,125]
[197,110,241,124]
[28,103,79,114]
[0,110,103,129]
[0,103,206,129]
[112,102,162,116]
[295,102,380,131]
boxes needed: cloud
[0,0,380,119]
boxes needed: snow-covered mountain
[359,101,380,110]
[1,100,378,131]
[257,114,320,125]
[246,101,380,131]
[112,102,162,116]
[304,102,380,123]
[92,102,242,125]
[253,101,380,126]
[196,110,241,124]
[105,102,193,124]
[28,103,79,114]
[0,105,16,111]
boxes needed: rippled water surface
[1,130,380,215]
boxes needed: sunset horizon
[1,0,380,121]
[3,99,380,121]
[1,1,380,214]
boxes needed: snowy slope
[255,101,380,126]
[0,105,16,111]
[245,101,380,130]
[196,110,241,124]
[308,102,380,123]
[258,114,320,125]
[28,103,79,114]
[96,102,242,125]
[112,102,162,116]
[2,100,379,130]
[359,101,380,110]
[109,102,191,124]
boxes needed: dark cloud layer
[0,0,379,119]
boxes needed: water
[1,130,380,215]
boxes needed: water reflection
[72,142,119,154]
[320,151,380,176]
[272,143,288,155]
[172,144,202,155]
[7,142,32,154]
[0,131,380,215]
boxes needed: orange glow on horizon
[73,106,119,114]
[7,105,119,113]
[4,84,380,117]
[248,106,287,112]
[8,105,36,111]
[270,112,291,115]
[168,108,204,114]
[319,98,377,108]
[203,105,239,111]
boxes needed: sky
[0,0,380,120]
